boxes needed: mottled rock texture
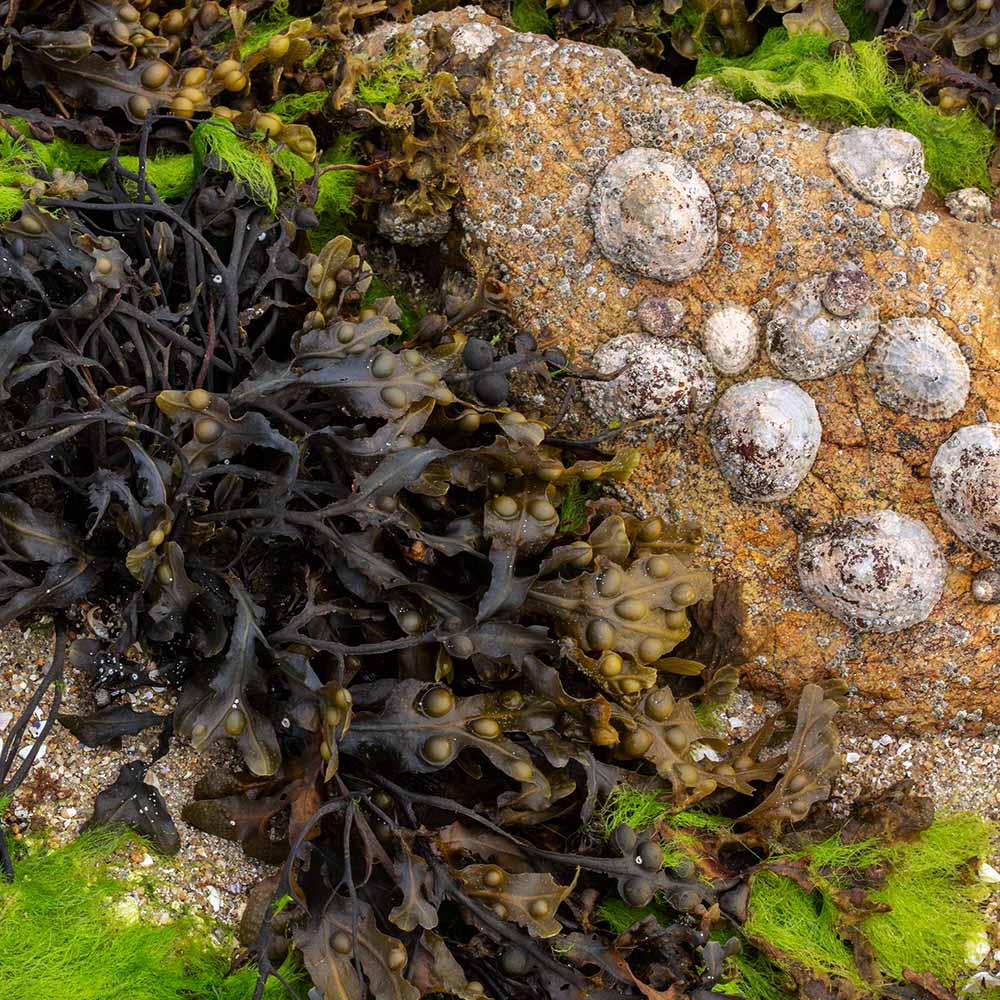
[400,8,1000,731]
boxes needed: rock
[376,202,452,246]
[393,8,1000,731]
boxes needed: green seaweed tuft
[595,896,656,933]
[711,934,797,1000]
[361,275,426,336]
[558,479,592,534]
[695,30,996,194]
[237,0,294,58]
[0,829,308,1000]
[669,809,732,832]
[866,813,993,981]
[511,0,554,36]
[268,90,330,122]
[746,870,863,985]
[355,52,428,107]
[191,119,278,212]
[598,784,670,837]
[745,814,996,991]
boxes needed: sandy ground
[0,615,269,928]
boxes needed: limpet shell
[767,275,879,381]
[865,317,970,420]
[589,147,718,282]
[701,304,759,376]
[797,510,946,633]
[930,423,1000,560]
[826,126,929,210]
[582,333,716,429]
[821,263,872,318]
[637,296,685,339]
[709,377,821,501]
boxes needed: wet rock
[376,202,452,246]
[397,8,1000,730]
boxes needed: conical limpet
[930,423,1000,560]
[865,317,970,420]
[821,263,872,318]
[709,377,821,502]
[582,334,717,429]
[826,126,929,210]
[767,275,879,381]
[797,510,946,633]
[589,147,718,282]
[971,568,1000,605]
[701,303,759,376]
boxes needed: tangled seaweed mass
[0,1,998,1000]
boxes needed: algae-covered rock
[384,8,1000,732]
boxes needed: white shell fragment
[945,187,992,225]
[865,317,970,420]
[797,510,947,633]
[701,303,759,376]
[930,423,1000,560]
[826,126,929,210]
[582,333,717,428]
[767,275,879,380]
[589,147,718,282]
[709,377,821,501]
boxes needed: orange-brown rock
[387,8,1000,731]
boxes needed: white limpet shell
[865,317,970,420]
[701,303,759,376]
[930,423,1000,561]
[589,147,718,282]
[797,510,947,633]
[767,275,879,381]
[709,377,821,502]
[582,333,716,429]
[826,126,929,210]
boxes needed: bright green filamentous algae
[0,829,309,1000]
[696,29,996,195]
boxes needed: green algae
[745,814,995,991]
[0,829,308,1000]
[696,29,996,195]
